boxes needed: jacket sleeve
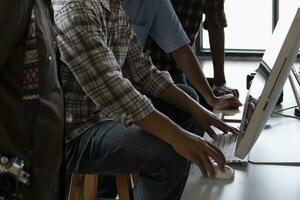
[0,0,32,70]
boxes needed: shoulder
[53,0,106,27]
[53,0,101,17]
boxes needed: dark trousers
[66,85,197,200]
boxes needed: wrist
[204,92,218,108]
[169,128,195,148]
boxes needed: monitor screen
[235,6,300,159]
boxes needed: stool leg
[68,174,84,200]
[131,173,140,188]
[115,175,133,200]
[83,174,98,200]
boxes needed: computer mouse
[213,163,235,179]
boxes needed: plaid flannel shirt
[53,0,173,142]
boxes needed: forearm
[171,45,216,105]
[136,110,187,146]
[160,84,211,118]
[135,105,228,177]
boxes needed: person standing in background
[126,0,239,99]
[122,0,241,111]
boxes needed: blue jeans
[65,85,198,200]
[170,72,187,85]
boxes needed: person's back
[0,1,64,199]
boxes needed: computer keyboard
[210,130,248,165]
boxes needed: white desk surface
[248,112,300,164]
[181,79,300,200]
[181,163,300,200]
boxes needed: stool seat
[68,173,138,200]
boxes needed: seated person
[122,0,241,111]
[139,0,239,98]
[53,0,239,199]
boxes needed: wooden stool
[68,173,139,200]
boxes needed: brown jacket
[0,0,64,199]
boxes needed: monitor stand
[248,72,300,164]
[288,72,300,117]
[295,107,300,117]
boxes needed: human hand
[171,130,226,177]
[193,109,239,139]
[213,84,239,98]
[212,94,242,110]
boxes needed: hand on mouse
[212,162,235,179]
[171,130,226,177]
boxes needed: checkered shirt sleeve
[54,1,173,140]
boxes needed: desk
[181,81,300,200]
[181,163,300,200]
[248,111,300,163]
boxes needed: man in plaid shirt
[53,0,238,199]
[144,0,240,99]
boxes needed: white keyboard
[210,130,248,165]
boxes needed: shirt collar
[99,0,111,11]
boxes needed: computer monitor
[235,6,300,159]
